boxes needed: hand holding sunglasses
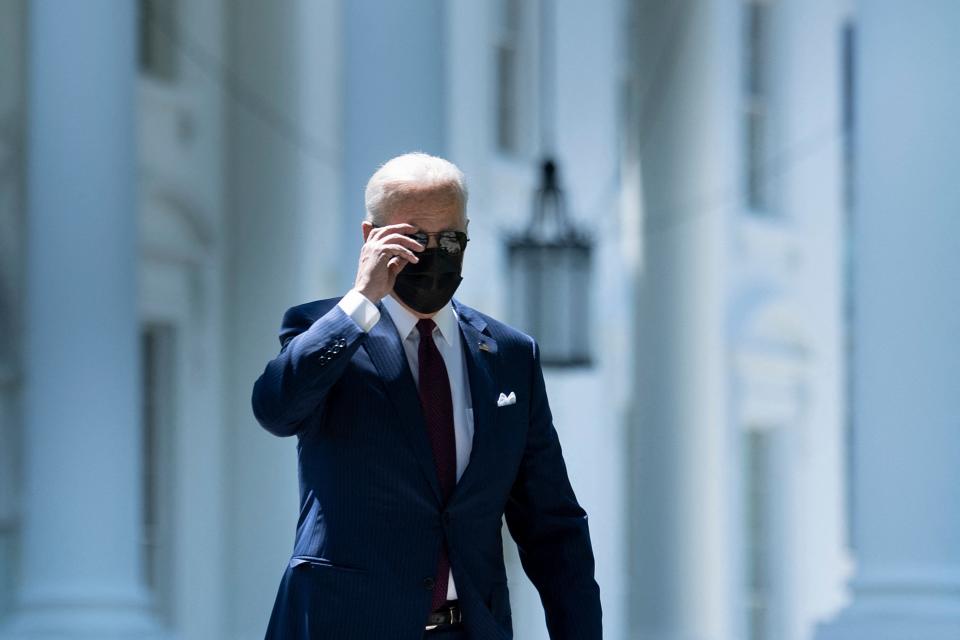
[354,223,427,304]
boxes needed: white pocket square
[497,391,517,407]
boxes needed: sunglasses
[373,225,469,255]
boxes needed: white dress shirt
[337,289,474,601]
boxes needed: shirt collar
[381,294,458,347]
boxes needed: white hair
[364,152,469,225]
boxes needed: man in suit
[251,152,602,639]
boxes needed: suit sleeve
[251,303,368,437]
[503,338,603,639]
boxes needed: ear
[361,220,374,242]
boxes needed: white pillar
[225,0,344,633]
[816,2,960,639]
[628,1,740,639]
[1,1,164,637]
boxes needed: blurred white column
[816,1,960,639]
[628,1,741,639]
[1,1,164,638]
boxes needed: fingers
[368,223,419,242]
[356,224,422,302]
[379,232,425,253]
[379,243,419,264]
[365,224,424,257]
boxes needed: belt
[425,601,463,631]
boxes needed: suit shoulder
[455,302,536,356]
[278,297,343,346]
[282,297,342,324]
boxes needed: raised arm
[252,220,425,438]
[250,302,367,437]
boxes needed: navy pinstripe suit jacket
[251,296,602,639]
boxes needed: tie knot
[416,318,436,339]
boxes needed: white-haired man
[252,152,602,639]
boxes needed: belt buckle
[425,603,461,631]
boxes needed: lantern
[506,159,593,367]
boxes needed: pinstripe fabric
[424,626,469,639]
[252,297,602,639]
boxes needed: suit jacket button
[422,577,435,590]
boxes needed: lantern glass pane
[507,239,592,367]
[539,246,568,363]
[569,246,591,363]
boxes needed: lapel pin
[479,341,490,352]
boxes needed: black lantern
[506,159,593,367]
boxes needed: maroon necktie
[415,318,457,610]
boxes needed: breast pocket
[492,394,528,450]
[288,555,366,574]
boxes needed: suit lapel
[361,298,498,507]
[449,299,498,504]
[362,304,444,505]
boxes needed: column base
[815,567,960,640]
[0,610,170,640]
[816,610,960,640]
[1,598,170,640]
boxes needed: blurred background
[1,0,958,639]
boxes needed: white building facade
[0,1,955,639]
[625,0,853,638]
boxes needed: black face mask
[392,247,464,314]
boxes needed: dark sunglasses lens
[438,232,467,254]
[403,231,467,253]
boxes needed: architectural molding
[140,187,215,267]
